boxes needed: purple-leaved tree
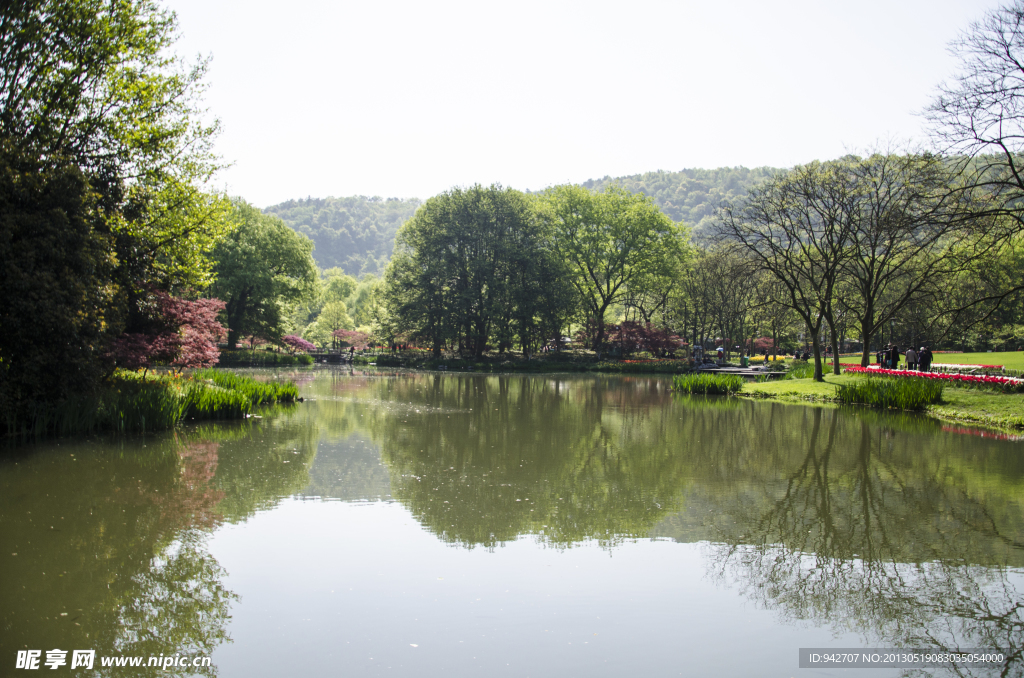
[108,292,226,376]
[281,334,316,353]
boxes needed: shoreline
[736,374,1024,433]
[352,359,1024,434]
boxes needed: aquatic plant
[192,369,299,404]
[836,376,943,410]
[4,370,300,438]
[672,373,743,395]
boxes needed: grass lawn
[929,387,1024,429]
[741,373,859,401]
[836,350,1024,370]
[741,373,1024,430]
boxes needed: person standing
[889,344,900,370]
[920,346,932,372]
[906,346,918,371]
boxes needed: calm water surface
[2,369,1023,677]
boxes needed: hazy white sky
[165,0,1002,207]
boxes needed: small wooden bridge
[310,351,356,364]
[696,364,784,379]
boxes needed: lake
[2,369,1022,676]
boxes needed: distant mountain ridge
[265,166,779,275]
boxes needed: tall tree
[837,153,985,366]
[718,162,855,381]
[209,202,318,350]
[924,0,1024,327]
[926,0,1024,207]
[0,148,113,415]
[540,185,684,350]
[0,0,228,416]
[383,185,555,358]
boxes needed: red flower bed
[844,365,1024,391]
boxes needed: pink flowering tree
[606,322,681,358]
[332,329,370,348]
[242,335,272,350]
[281,334,316,353]
[108,292,227,376]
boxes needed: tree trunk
[812,331,824,382]
[829,321,841,375]
[859,315,874,368]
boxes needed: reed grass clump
[5,369,300,438]
[784,361,816,380]
[672,373,743,395]
[192,368,299,404]
[836,376,943,410]
[181,380,254,419]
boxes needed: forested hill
[581,167,778,235]
[264,196,421,276]
[267,167,778,275]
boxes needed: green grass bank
[740,373,1024,431]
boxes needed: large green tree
[0,147,114,415]
[209,202,318,349]
[539,185,685,349]
[383,185,561,357]
[0,0,229,418]
[0,0,228,310]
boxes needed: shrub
[836,376,943,410]
[672,373,743,395]
[217,349,313,366]
[282,334,316,352]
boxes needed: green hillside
[264,196,421,276]
[266,167,779,275]
[581,167,777,234]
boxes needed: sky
[164,0,1003,208]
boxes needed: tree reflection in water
[333,373,1024,676]
[701,408,1024,678]
[8,371,1018,675]
[0,414,318,677]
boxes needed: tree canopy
[383,185,562,357]
[540,184,687,349]
[0,0,231,421]
[208,202,318,350]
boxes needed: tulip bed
[931,363,1003,370]
[844,365,1024,393]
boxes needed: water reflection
[293,370,1024,674]
[4,369,1023,676]
[0,415,317,675]
[369,374,688,547]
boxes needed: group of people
[876,344,933,371]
